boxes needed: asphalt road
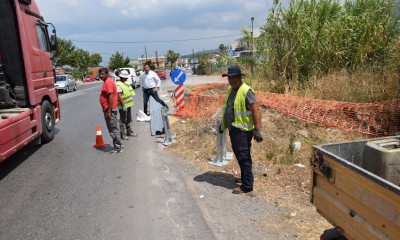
[0,80,216,240]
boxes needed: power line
[71,33,242,44]
[88,51,152,57]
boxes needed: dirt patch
[167,106,369,239]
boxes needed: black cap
[222,65,245,77]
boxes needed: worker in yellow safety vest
[117,70,137,139]
[220,65,263,194]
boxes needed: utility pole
[145,45,147,61]
[192,49,195,68]
[251,17,254,76]
[155,51,159,68]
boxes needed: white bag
[137,109,151,122]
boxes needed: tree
[75,48,91,79]
[166,49,180,71]
[108,51,130,70]
[89,53,102,67]
[197,54,211,75]
[52,38,78,68]
[144,60,155,70]
[219,44,226,53]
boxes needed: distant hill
[181,49,219,58]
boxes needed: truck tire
[41,100,55,143]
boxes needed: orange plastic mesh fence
[191,81,228,95]
[173,81,400,136]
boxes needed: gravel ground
[163,151,300,240]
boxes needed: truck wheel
[41,100,55,143]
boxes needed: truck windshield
[56,76,66,82]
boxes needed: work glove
[253,129,263,142]
[122,104,127,112]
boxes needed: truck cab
[0,0,60,162]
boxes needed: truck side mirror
[50,34,58,52]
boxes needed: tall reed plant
[256,0,400,92]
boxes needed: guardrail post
[210,120,229,166]
[222,130,233,160]
[162,106,176,146]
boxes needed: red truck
[0,0,60,162]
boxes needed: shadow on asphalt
[0,142,41,181]
[193,171,238,190]
[0,128,62,180]
[93,144,115,153]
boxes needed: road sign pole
[171,69,187,115]
[175,84,185,112]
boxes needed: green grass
[279,155,299,165]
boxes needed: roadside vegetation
[243,0,400,102]
[52,38,103,79]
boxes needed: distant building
[129,59,140,68]
[88,67,102,75]
[176,58,189,69]
[229,28,261,58]
[137,56,166,70]
[55,68,65,75]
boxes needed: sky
[35,0,275,65]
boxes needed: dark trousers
[103,108,122,151]
[143,88,167,114]
[119,107,132,137]
[229,127,254,191]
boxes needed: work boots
[127,129,137,137]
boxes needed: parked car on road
[83,75,95,82]
[116,68,140,88]
[54,74,77,92]
[156,70,166,79]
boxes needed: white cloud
[97,0,219,18]
[101,0,121,7]
[220,12,242,24]
[35,0,274,65]
[54,0,78,6]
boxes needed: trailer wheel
[41,100,55,143]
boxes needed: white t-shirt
[141,71,161,89]
[117,85,122,93]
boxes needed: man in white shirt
[114,68,121,82]
[141,64,168,115]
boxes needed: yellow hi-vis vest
[221,83,254,131]
[117,81,135,109]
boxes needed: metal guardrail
[161,107,176,146]
[149,91,176,145]
[210,120,233,166]
[149,95,164,136]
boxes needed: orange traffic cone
[93,125,106,148]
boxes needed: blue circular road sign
[228,50,236,56]
[171,69,186,85]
